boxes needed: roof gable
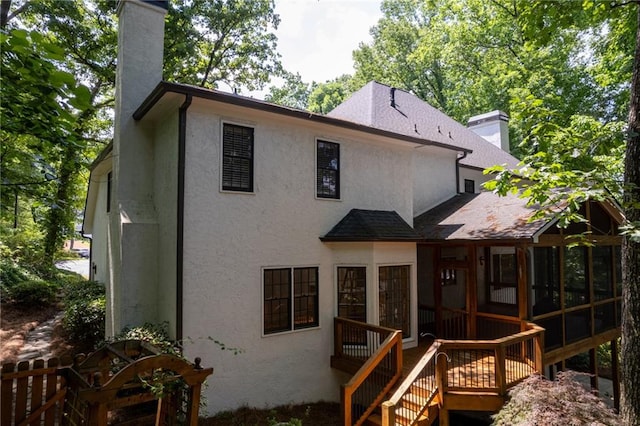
[328,81,520,171]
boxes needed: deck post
[381,401,395,426]
[534,329,544,374]
[611,338,620,411]
[496,344,507,396]
[435,349,447,406]
[589,347,599,394]
[439,407,450,426]
[335,318,343,358]
[341,384,351,426]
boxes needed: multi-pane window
[379,265,410,338]
[317,140,340,199]
[464,179,475,194]
[337,267,366,322]
[264,267,318,335]
[222,123,253,192]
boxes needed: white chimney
[467,110,510,153]
[108,0,167,336]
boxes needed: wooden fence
[1,356,72,426]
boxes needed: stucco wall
[152,116,179,336]
[459,167,490,194]
[180,100,424,412]
[413,147,457,215]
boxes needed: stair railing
[381,341,441,426]
[335,318,403,426]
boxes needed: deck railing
[380,321,544,426]
[381,341,441,425]
[332,318,403,426]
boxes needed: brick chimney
[467,110,510,153]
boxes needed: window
[491,253,516,285]
[379,265,410,338]
[317,140,340,199]
[222,123,253,192]
[264,267,318,334]
[532,247,560,316]
[464,179,475,194]
[337,267,366,322]
[564,246,589,307]
[107,171,112,213]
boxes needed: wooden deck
[403,340,536,390]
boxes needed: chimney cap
[467,110,509,127]
[142,0,169,9]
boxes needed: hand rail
[379,320,545,426]
[335,318,403,426]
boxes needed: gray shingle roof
[328,81,520,170]
[321,209,422,242]
[414,192,549,241]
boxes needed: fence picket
[14,362,30,424]
[1,363,16,425]
[29,359,45,426]
[44,357,60,426]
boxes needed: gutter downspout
[177,94,192,343]
[455,151,468,194]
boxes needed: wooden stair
[363,376,440,426]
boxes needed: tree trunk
[621,4,640,425]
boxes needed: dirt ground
[199,402,341,426]
[0,302,78,363]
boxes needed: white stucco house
[83,0,624,417]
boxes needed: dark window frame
[379,265,411,338]
[316,140,340,199]
[107,171,112,213]
[464,179,475,194]
[222,123,254,192]
[263,266,319,335]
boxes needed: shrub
[107,322,177,354]
[492,371,621,426]
[63,279,105,304]
[7,279,56,306]
[63,296,106,344]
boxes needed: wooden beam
[517,246,528,321]
[468,244,478,339]
[544,328,621,365]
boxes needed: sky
[266,0,382,88]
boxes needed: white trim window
[263,267,319,335]
[316,139,340,199]
[222,123,254,192]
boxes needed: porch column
[467,244,478,338]
[516,246,528,323]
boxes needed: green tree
[265,71,312,109]
[307,75,355,114]
[483,1,639,423]
[0,0,283,267]
[352,0,616,155]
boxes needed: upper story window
[317,140,340,199]
[464,179,475,194]
[222,123,253,192]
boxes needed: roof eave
[133,81,471,154]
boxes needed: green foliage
[4,279,56,306]
[492,372,621,425]
[164,0,282,91]
[62,281,106,345]
[108,322,178,355]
